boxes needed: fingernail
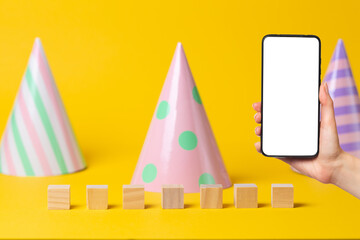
[254,113,257,119]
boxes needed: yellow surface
[0,0,360,238]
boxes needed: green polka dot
[198,173,215,186]
[179,131,198,150]
[192,86,202,104]
[142,164,157,183]
[156,101,170,119]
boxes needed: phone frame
[261,34,321,158]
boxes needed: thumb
[319,82,336,126]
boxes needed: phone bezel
[261,34,321,158]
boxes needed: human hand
[253,82,344,184]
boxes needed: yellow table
[0,148,359,239]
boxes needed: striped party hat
[0,38,86,176]
[324,39,360,158]
[131,43,231,193]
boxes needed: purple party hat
[324,39,360,157]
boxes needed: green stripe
[11,111,35,176]
[25,68,68,174]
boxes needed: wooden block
[123,185,144,209]
[48,185,70,210]
[200,184,223,209]
[271,184,294,208]
[234,184,258,208]
[161,184,184,209]
[86,185,108,210]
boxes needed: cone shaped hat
[131,43,231,193]
[0,38,86,176]
[324,39,360,157]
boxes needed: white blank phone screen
[262,36,320,156]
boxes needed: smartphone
[261,34,321,157]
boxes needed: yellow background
[0,0,359,238]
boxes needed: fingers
[254,103,262,153]
[255,126,261,136]
[319,82,336,126]
[252,102,261,112]
[254,142,261,153]
[254,112,261,123]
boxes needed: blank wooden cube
[48,185,70,210]
[123,185,144,209]
[200,184,223,209]
[234,184,258,208]
[161,184,184,209]
[271,184,294,208]
[86,185,108,210]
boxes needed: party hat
[131,43,231,193]
[324,39,360,158]
[0,38,86,176]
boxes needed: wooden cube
[161,184,184,209]
[123,185,144,209]
[271,184,294,208]
[200,184,223,209]
[234,184,258,208]
[48,185,70,210]
[86,185,108,210]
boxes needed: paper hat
[131,43,231,193]
[324,39,360,158]
[0,38,86,176]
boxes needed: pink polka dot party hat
[131,43,231,193]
